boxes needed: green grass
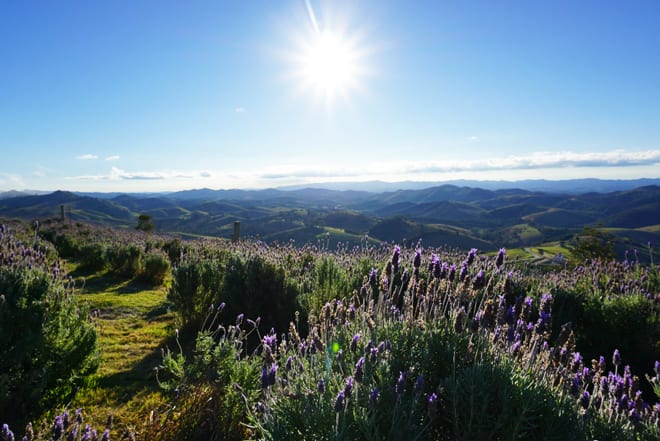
[56,263,176,435]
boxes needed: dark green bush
[141,249,171,286]
[553,289,660,378]
[107,243,145,278]
[0,226,99,425]
[169,251,302,336]
[78,242,108,272]
[169,256,227,327]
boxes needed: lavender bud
[334,390,345,413]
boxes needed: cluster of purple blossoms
[261,363,277,389]
[350,333,360,352]
[354,357,365,383]
[495,248,506,269]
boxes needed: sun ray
[286,1,370,110]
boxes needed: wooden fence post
[232,221,240,243]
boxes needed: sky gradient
[2,0,660,192]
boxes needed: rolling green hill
[1,185,658,257]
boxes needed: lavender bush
[0,224,99,426]
[159,243,660,440]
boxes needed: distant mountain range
[2,178,659,201]
[1,181,658,256]
[276,178,660,194]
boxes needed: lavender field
[0,219,659,440]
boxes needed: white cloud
[76,154,98,160]
[235,107,246,113]
[0,173,26,189]
[105,155,121,161]
[467,136,480,142]
[254,149,660,181]
[67,167,214,181]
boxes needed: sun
[298,30,360,102]
[286,1,370,109]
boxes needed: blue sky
[1,0,659,192]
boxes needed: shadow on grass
[91,329,196,405]
[73,270,164,296]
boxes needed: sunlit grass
[59,262,176,435]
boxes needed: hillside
[0,184,658,256]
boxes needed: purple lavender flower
[369,387,380,408]
[427,393,438,417]
[81,424,96,441]
[448,264,456,282]
[580,391,590,410]
[391,245,401,273]
[467,248,478,266]
[350,333,360,352]
[101,429,110,441]
[236,313,244,326]
[459,261,468,282]
[599,356,606,372]
[53,415,64,440]
[267,363,277,386]
[471,310,482,332]
[370,346,379,363]
[395,371,406,395]
[539,293,552,313]
[535,310,551,335]
[572,352,583,372]
[344,376,355,398]
[354,357,365,383]
[1,425,14,441]
[413,249,421,269]
[613,349,621,368]
[369,268,378,286]
[318,378,326,394]
[473,270,486,290]
[263,334,277,351]
[496,248,506,268]
[285,356,293,371]
[334,390,345,413]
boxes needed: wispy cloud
[235,107,246,113]
[255,150,660,180]
[76,154,98,160]
[68,167,213,181]
[0,173,26,189]
[467,136,480,142]
[105,155,120,161]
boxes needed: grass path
[61,264,177,437]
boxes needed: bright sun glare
[288,1,368,108]
[300,31,358,99]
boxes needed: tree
[572,226,615,262]
[136,214,155,232]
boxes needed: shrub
[0,225,99,425]
[107,243,145,278]
[141,249,171,286]
[169,250,301,336]
[77,242,108,272]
